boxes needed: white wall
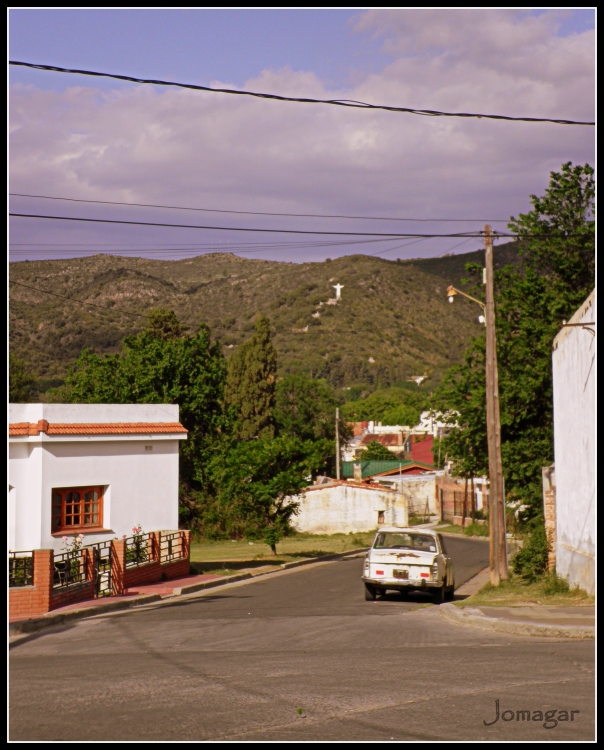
[374,473,440,514]
[9,439,180,553]
[9,403,183,553]
[552,290,595,595]
[292,483,408,534]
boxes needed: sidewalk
[440,564,594,639]
[440,601,594,639]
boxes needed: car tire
[364,583,377,601]
[445,580,455,600]
[432,585,445,604]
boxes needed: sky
[9,9,595,263]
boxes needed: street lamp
[446,225,508,585]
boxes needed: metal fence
[440,488,474,522]
[125,533,153,568]
[86,540,113,597]
[159,531,185,563]
[53,550,87,588]
[9,551,34,587]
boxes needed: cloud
[9,10,594,262]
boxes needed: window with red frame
[52,487,103,532]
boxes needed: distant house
[343,420,436,464]
[9,403,187,553]
[292,480,408,534]
[551,290,595,594]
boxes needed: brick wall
[9,531,191,618]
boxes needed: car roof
[375,526,438,535]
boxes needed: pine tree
[225,316,277,439]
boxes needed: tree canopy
[9,354,37,403]
[435,163,595,518]
[362,439,396,461]
[56,310,227,489]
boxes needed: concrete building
[372,472,442,516]
[292,480,408,534]
[551,290,595,594]
[9,403,187,553]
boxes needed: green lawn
[189,531,375,572]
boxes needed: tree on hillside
[225,316,277,439]
[56,310,227,495]
[436,162,595,519]
[9,354,37,402]
[146,308,189,340]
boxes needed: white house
[9,404,187,553]
[551,290,595,594]
[292,480,408,534]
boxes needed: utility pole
[335,407,341,480]
[484,225,508,583]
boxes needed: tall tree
[225,316,277,439]
[436,163,595,519]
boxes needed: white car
[362,527,455,603]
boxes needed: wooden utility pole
[335,407,341,480]
[484,225,509,583]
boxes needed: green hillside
[9,244,518,393]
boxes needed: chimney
[353,463,362,482]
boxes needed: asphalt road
[10,536,594,741]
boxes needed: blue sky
[10,9,595,91]
[9,9,595,263]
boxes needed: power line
[9,61,595,126]
[9,193,510,223]
[9,212,501,238]
[9,279,148,319]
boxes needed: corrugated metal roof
[341,460,433,479]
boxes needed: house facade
[551,290,595,594]
[9,403,187,553]
[292,480,408,534]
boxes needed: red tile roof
[360,433,402,447]
[9,421,187,436]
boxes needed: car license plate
[393,569,409,579]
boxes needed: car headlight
[431,562,439,581]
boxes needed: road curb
[439,602,595,639]
[9,594,162,636]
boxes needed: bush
[463,521,489,537]
[512,521,549,581]
[542,572,570,595]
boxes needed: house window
[377,511,385,525]
[52,487,103,532]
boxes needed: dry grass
[190,531,375,567]
[458,575,594,607]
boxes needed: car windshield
[373,532,437,552]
